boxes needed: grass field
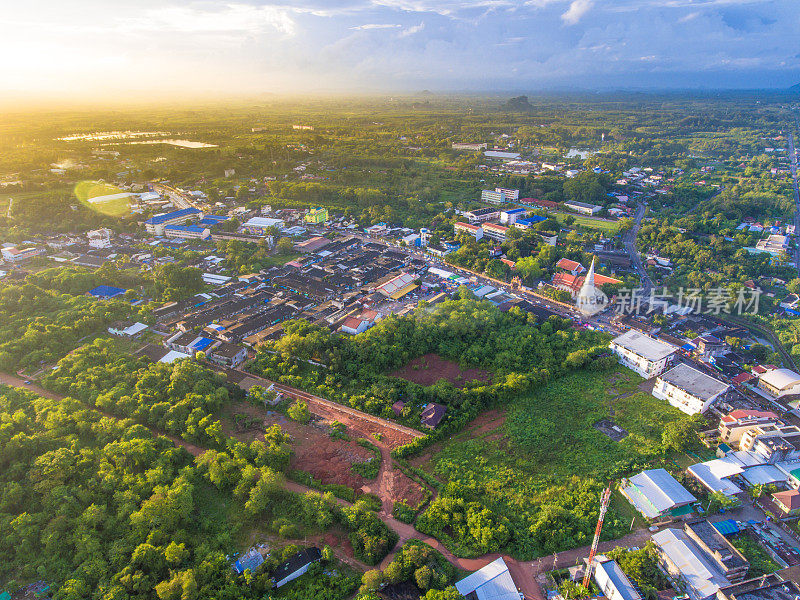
[419,368,691,556]
[553,211,620,233]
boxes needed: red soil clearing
[390,353,491,388]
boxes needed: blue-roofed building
[88,285,126,299]
[189,337,214,352]
[164,225,210,240]
[711,519,739,536]
[514,215,547,230]
[233,549,265,575]
[500,207,528,225]
[198,215,229,227]
[144,207,201,235]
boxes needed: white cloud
[398,22,425,37]
[140,4,297,36]
[561,0,594,24]
[678,11,700,22]
[351,23,402,29]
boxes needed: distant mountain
[502,95,533,111]
[790,83,800,91]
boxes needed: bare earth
[390,353,492,388]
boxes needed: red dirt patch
[222,401,375,489]
[391,470,427,507]
[390,353,491,388]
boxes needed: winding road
[0,371,653,600]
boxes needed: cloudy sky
[3,0,799,97]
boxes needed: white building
[593,557,642,600]
[1,246,43,263]
[482,223,508,242]
[242,217,285,235]
[758,368,800,398]
[454,222,484,240]
[87,228,112,249]
[609,330,678,378]
[652,363,730,415]
[565,201,603,215]
[481,187,520,204]
[455,557,521,600]
[164,225,210,240]
[500,208,527,225]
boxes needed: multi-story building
[500,207,527,225]
[207,342,248,368]
[87,228,112,248]
[609,330,678,378]
[1,246,43,263]
[652,363,730,415]
[454,222,483,240]
[482,222,508,242]
[718,410,780,446]
[144,207,202,236]
[164,225,210,240]
[481,187,520,204]
[463,207,501,224]
[305,207,328,224]
[653,521,748,600]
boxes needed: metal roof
[455,557,519,600]
[628,468,697,513]
[652,528,730,600]
[594,559,642,600]
[611,330,678,362]
[145,207,200,225]
[760,368,800,391]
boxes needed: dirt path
[0,373,652,600]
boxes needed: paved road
[623,203,652,302]
[787,131,800,276]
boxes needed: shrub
[288,399,311,424]
[392,500,416,524]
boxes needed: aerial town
[4,2,800,599]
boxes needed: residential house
[207,342,248,368]
[771,489,800,516]
[421,403,447,429]
[272,547,322,588]
[593,557,642,600]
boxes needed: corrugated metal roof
[455,557,519,600]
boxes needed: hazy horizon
[3,0,800,101]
